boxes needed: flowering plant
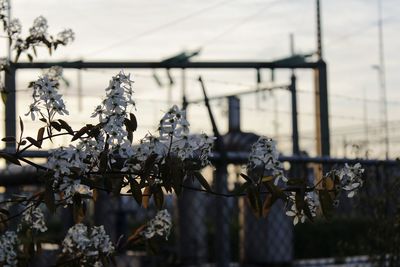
[0,8,367,267]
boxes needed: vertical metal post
[228,96,240,132]
[316,0,323,60]
[198,77,229,267]
[166,69,174,107]
[256,69,261,109]
[290,74,300,156]
[316,60,330,156]
[215,165,229,267]
[181,68,188,111]
[289,33,300,156]
[314,0,330,157]
[377,0,389,159]
[5,63,16,152]
[363,88,369,156]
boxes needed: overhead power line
[198,0,286,50]
[84,0,236,58]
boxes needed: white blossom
[7,18,21,38]
[19,206,47,233]
[29,16,48,38]
[59,178,92,204]
[142,209,172,240]
[0,231,18,267]
[336,163,364,198]
[45,66,63,80]
[247,137,287,185]
[62,224,114,264]
[57,29,74,45]
[47,146,94,203]
[26,74,69,121]
[159,105,189,139]
[285,192,317,225]
[0,0,8,18]
[171,133,215,165]
[91,71,135,158]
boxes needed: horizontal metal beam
[14,61,320,70]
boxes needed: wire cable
[198,0,286,50]
[84,0,237,58]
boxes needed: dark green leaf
[0,152,21,166]
[27,53,33,62]
[246,185,262,218]
[154,186,164,210]
[142,186,151,209]
[37,127,45,146]
[26,137,41,148]
[1,137,16,142]
[130,179,142,206]
[233,181,250,195]
[1,90,7,105]
[58,119,74,135]
[194,172,212,192]
[124,116,137,132]
[50,121,62,131]
[19,116,24,134]
[71,126,88,141]
[130,113,137,131]
[240,173,253,183]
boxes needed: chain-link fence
[1,157,399,267]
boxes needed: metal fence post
[4,63,16,152]
[215,164,230,267]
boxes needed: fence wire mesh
[1,159,400,267]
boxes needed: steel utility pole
[290,34,300,156]
[315,0,330,157]
[377,0,389,159]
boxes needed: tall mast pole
[377,0,389,159]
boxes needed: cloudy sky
[2,0,400,158]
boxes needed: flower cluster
[123,105,214,173]
[19,206,47,232]
[285,192,317,225]
[0,9,74,59]
[0,0,8,19]
[47,146,93,203]
[336,163,364,198]
[57,29,75,45]
[142,209,172,240]
[25,74,68,121]
[91,71,135,156]
[0,231,18,267]
[247,137,287,185]
[159,105,189,139]
[29,16,48,39]
[62,224,114,266]
[7,18,21,39]
[171,134,215,165]
[45,65,63,80]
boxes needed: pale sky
[2,0,400,158]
